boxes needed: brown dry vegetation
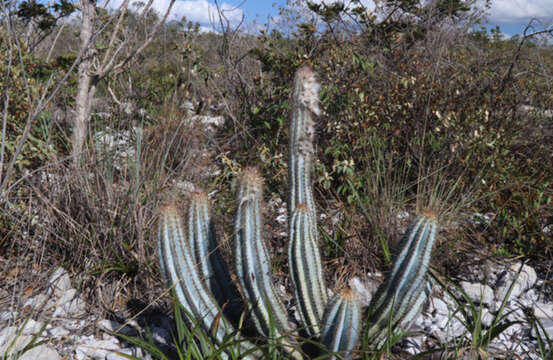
[1,1,553,352]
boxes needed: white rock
[481,308,495,327]
[76,337,122,359]
[433,313,449,329]
[396,211,410,220]
[496,263,537,301]
[192,115,225,131]
[151,326,171,346]
[525,288,539,302]
[502,322,525,338]
[403,335,424,355]
[275,213,287,225]
[348,277,379,307]
[53,291,86,318]
[106,347,147,360]
[47,267,72,297]
[20,319,44,335]
[49,326,70,337]
[460,281,494,306]
[534,302,553,319]
[96,319,123,333]
[63,319,87,331]
[427,297,450,316]
[505,303,526,322]
[56,288,77,305]
[0,311,18,321]
[18,344,61,360]
[23,294,50,311]
[531,319,553,339]
[0,327,33,355]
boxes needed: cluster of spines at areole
[157,66,438,359]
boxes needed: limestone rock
[47,267,72,297]
[460,281,494,306]
[18,344,61,360]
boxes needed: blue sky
[146,0,553,36]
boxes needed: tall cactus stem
[289,204,328,336]
[158,203,258,359]
[288,65,328,337]
[188,192,242,320]
[289,65,319,228]
[365,215,438,345]
[234,168,300,357]
[321,290,362,360]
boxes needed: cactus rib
[289,204,328,336]
[289,65,319,227]
[234,169,296,337]
[321,291,362,360]
[188,192,243,321]
[366,215,437,344]
[158,203,258,359]
[288,66,328,337]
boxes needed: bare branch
[99,0,177,79]
[100,0,131,70]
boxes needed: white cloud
[486,0,553,24]
[106,0,243,27]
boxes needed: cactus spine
[321,291,362,360]
[288,66,328,337]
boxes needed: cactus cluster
[158,66,438,359]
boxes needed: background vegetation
[1,0,552,357]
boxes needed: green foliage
[16,0,76,32]
[0,30,57,171]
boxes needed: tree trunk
[72,0,96,166]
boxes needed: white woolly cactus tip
[294,66,321,116]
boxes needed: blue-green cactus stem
[321,290,362,360]
[158,203,258,359]
[234,169,296,334]
[289,65,319,230]
[289,204,328,337]
[365,214,438,345]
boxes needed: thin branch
[499,20,553,94]
[138,0,154,19]
[0,6,14,182]
[98,0,176,80]
[0,14,112,196]
[46,21,66,62]
[100,0,131,70]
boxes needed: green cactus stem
[234,168,302,358]
[158,202,258,359]
[288,65,328,337]
[289,204,328,337]
[289,65,319,227]
[320,290,362,360]
[365,214,438,345]
[187,192,243,322]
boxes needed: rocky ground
[1,115,552,359]
[2,238,552,359]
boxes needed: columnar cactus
[320,291,362,360]
[157,66,438,359]
[288,68,328,338]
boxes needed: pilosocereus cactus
[158,66,438,359]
